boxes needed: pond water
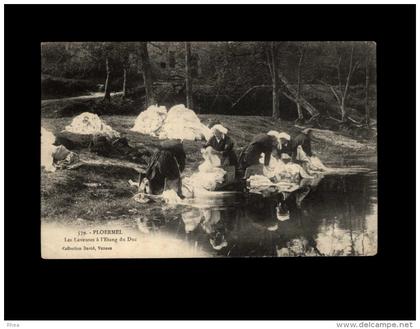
[137,170,378,257]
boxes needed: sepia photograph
[5,2,417,324]
[40,41,377,258]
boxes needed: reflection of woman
[246,196,280,227]
[181,208,203,234]
[181,208,228,251]
[201,209,227,250]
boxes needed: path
[42,91,124,105]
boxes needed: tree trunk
[122,68,127,99]
[365,46,370,126]
[341,45,355,121]
[340,103,346,122]
[270,42,280,119]
[265,42,318,118]
[103,57,111,102]
[185,42,193,109]
[278,72,319,116]
[296,49,304,120]
[139,42,155,106]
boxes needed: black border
[4,4,416,320]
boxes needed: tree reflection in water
[135,173,377,257]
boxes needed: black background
[4,4,416,320]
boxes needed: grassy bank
[41,114,376,224]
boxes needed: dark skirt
[141,150,182,195]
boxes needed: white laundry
[158,104,212,141]
[131,104,211,141]
[162,189,182,205]
[308,155,329,171]
[260,154,286,179]
[247,175,273,188]
[185,169,226,192]
[130,105,168,136]
[64,112,120,138]
[184,147,226,192]
[296,145,328,174]
[276,162,309,184]
[41,127,57,172]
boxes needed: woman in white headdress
[238,130,290,174]
[202,124,238,167]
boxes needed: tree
[103,57,111,102]
[266,42,280,119]
[279,42,320,120]
[139,42,155,106]
[257,41,319,119]
[118,42,135,99]
[122,66,127,99]
[185,42,193,109]
[295,44,306,121]
[364,43,371,126]
[78,42,118,103]
[96,42,118,102]
[321,43,360,122]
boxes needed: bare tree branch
[336,55,343,97]
[318,80,342,106]
[230,85,271,110]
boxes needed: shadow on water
[136,171,377,257]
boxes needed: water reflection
[135,172,377,257]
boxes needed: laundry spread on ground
[130,105,168,136]
[131,104,211,141]
[64,112,120,139]
[53,145,79,169]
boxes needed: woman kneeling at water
[203,124,238,167]
[139,140,186,197]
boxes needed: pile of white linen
[41,127,57,172]
[64,112,120,139]
[158,104,212,141]
[131,104,212,141]
[130,105,167,136]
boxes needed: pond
[136,170,378,257]
[41,169,377,258]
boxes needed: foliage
[41,41,377,122]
